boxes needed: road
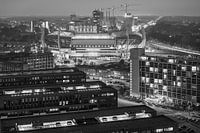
[118,98,142,107]
[149,42,200,56]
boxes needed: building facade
[0,68,117,117]
[0,61,25,73]
[69,24,98,34]
[0,68,86,88]
[70,33,120,58]
[130,48,200,106]
[0,52,54,71]
[0,81,117,117]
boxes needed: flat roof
[0,68,83,77]
[1,105,156,122]
[1,110,178,133]
[49,31,73,37]
[13,116,176,133]
[1,81,115,95]
[72,34,115,40]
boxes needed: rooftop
[2,81,111,96]
[0,68,82,77]
[0,106,177,133]
[72,34,115,40]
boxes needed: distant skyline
[0,0,200,16]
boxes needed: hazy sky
[0,0,200,16]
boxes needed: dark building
[0,68,117,117]
[0,68,86,88]
[0,61,25,73]
[0,105,178,133]
[92,9,104,33]
[130,48,200,106]
[92,10,103,25]
[0,52,54,71]
[0,81,117,118]
[47,35,71,48]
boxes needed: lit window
[141,77,145,82]
[164,127,173,131]
[150,57,156,61]
[156,129,163,133]
[159,79,163,84]
[163,69,167,73]
[150,84,154,88]
[146,78,150,83]
[141,56,148,61]
[177,82,181,87]
[150,67,154,72]
[192,66,197,72]
[168,59,174,63]
[89,99,97,104]
[173,70,176,76]
[182,66,186,71]
[163,86,167,91]
[146,62,150,66]
[164,74,167,79]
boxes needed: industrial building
[0,67,117,117]
[0,81,117,117]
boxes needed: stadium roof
[72,34,115,40]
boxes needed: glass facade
[138,55,200,105]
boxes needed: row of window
[71,44,115,48]
[140,56,200,65]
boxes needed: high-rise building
[130,48,200,106]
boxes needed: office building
[0,105,178,133]
[130,48,200,106]
[0,52,54,71]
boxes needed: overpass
[149,42,200,56]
